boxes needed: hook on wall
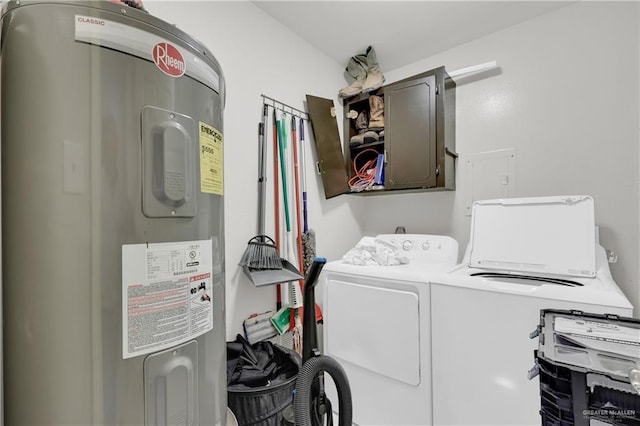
[261,94,309,120]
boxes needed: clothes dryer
[321,234,459,426]
[429,196,633,426]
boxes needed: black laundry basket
[227,335,301,426]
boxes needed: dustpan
[243,258,303,287]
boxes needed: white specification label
[122,239,213,359]
[554,316,640,358]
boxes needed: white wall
[146,1,640,336]
[362,2,640,313]
[146,1,365,337]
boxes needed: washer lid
[468,195,596,277]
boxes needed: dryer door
[326,278,420,384]
[323,271,430,426]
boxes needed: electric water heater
[1,1,227,424]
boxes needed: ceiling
[254,1,574,71]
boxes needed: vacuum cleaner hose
[293,355,352,426]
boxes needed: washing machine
[429,196,634,426]
[321,234,459,426]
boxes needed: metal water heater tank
[1,1,227,424]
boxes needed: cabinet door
[306,95,349,198]
[384,75,437,190]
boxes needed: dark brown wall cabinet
[306,66,456,199]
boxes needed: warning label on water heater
[199,122,223,195]
[122,239,213,359]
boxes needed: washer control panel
[376,234,459,264]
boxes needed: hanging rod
[262,94,309,120]
[448,60,497,79]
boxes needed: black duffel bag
[227,335,301,426]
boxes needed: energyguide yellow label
[199,122,223,195]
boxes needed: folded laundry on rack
[341,236,409,266]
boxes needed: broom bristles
[301,229,316,273]
[239,235,283,270]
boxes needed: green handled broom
[277,111,305,355]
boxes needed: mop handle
[276,113,291,232]
[291,117,305,275]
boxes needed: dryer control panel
[376,234,459,264]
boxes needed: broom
[239,104,282,270]
[299,118,316,273]
[299,118,322,323]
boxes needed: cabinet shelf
[350,140,384,151]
